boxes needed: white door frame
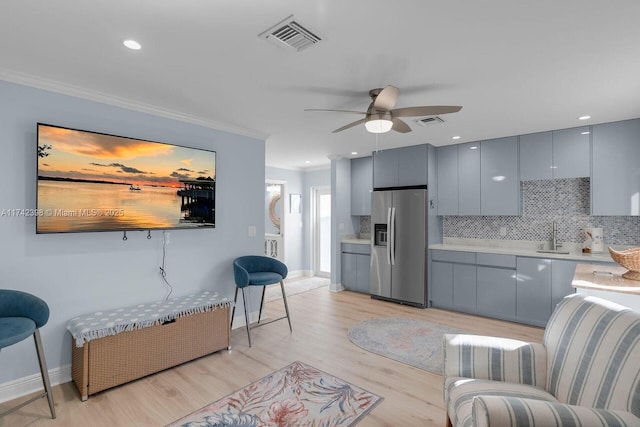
[312,186,331,278]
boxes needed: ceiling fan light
[365,118,393,133]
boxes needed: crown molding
[0,68,267,141]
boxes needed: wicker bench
[66,291,231,401]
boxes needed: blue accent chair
[0,290,55,419]
[230,256,292,347]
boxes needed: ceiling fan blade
[391,105,462,117]
[332,118,366,133]
[372,85,400,111]
[392,118,412,133]
[304,109,366,115]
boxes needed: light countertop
[341,238,371,245]
[572,263,640,295]
[429,238,618,263]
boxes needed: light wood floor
[1,285,544,426]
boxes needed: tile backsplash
[443,178,640,246]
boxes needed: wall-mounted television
[36,123,216,234]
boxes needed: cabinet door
[552,126,590,179]
[516,257,552,326]
[351,156,373,215]
[341,253,357,289]
[436,145,458,215]
[356,254,371,293]
[592,119,640,215]
[397,144,427,187]
[477,266,516,319]
[453,264,476,312]
[458,142,481,215]
[431,261,453,308]
[480,137,520,215]
[551,259,577,310]
[373,149,399,189]
[519,131,553,181]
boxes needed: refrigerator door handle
[390,207,396,265]
[386,207,392,265]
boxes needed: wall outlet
[499,227,507,237]
[248,226,256,237]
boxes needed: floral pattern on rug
[348,317,467,374]
[167,361,382,427]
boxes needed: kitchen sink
[536,249,570,255]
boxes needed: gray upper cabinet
[592,119,640,216]
[519,131,553,180]
[436,142,480,215]
[398,144,428,187]
[519,128,590,181]
[372,149,399,189]
[458,142,481,215]
[436,145,458,215]
[552,126,590,179]
[373,145,427,189]
[351,156,373,215]
[480,137,520,215]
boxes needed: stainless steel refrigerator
[370,187,428,307]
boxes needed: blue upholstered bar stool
[0,290,55,419]
[230,256,292,347]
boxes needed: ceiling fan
[305,85,462,134]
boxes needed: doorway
[313,187,331,278]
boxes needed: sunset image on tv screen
[36,124,216,233]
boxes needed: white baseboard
[330,283,345,292]
[287,269,314,278]
[0,364,71,404]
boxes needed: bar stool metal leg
[257,287,267,323]
[34,329,56,419]
[241,288,252,347]
[280,281,292,332]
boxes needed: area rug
[348,317,466,374]
[264,276,329,302]
[167,361,383,427]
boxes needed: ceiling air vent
[259,15,323,52]
[414,116,445,127]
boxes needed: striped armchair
[443,294,640,426]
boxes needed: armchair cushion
[446,378,556,427]
[444,334,547,388]
[473,395,640,427]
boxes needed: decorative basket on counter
[608,247,640,281]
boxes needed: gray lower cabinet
[477,265,517,319]
[516,257,552,326]
[431,261,454,308]
[341,243,371,293]
[431,250,574,326]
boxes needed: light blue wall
[0,81,265,385]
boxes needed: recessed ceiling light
[578,115,591,121]
[452,136,461,140]
[123,39,141,50]
[305,160,311,164]
[581,131,591,135]
[351,151,358,155]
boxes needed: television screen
[36,123,216,233]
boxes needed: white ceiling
[1,1,639,170]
